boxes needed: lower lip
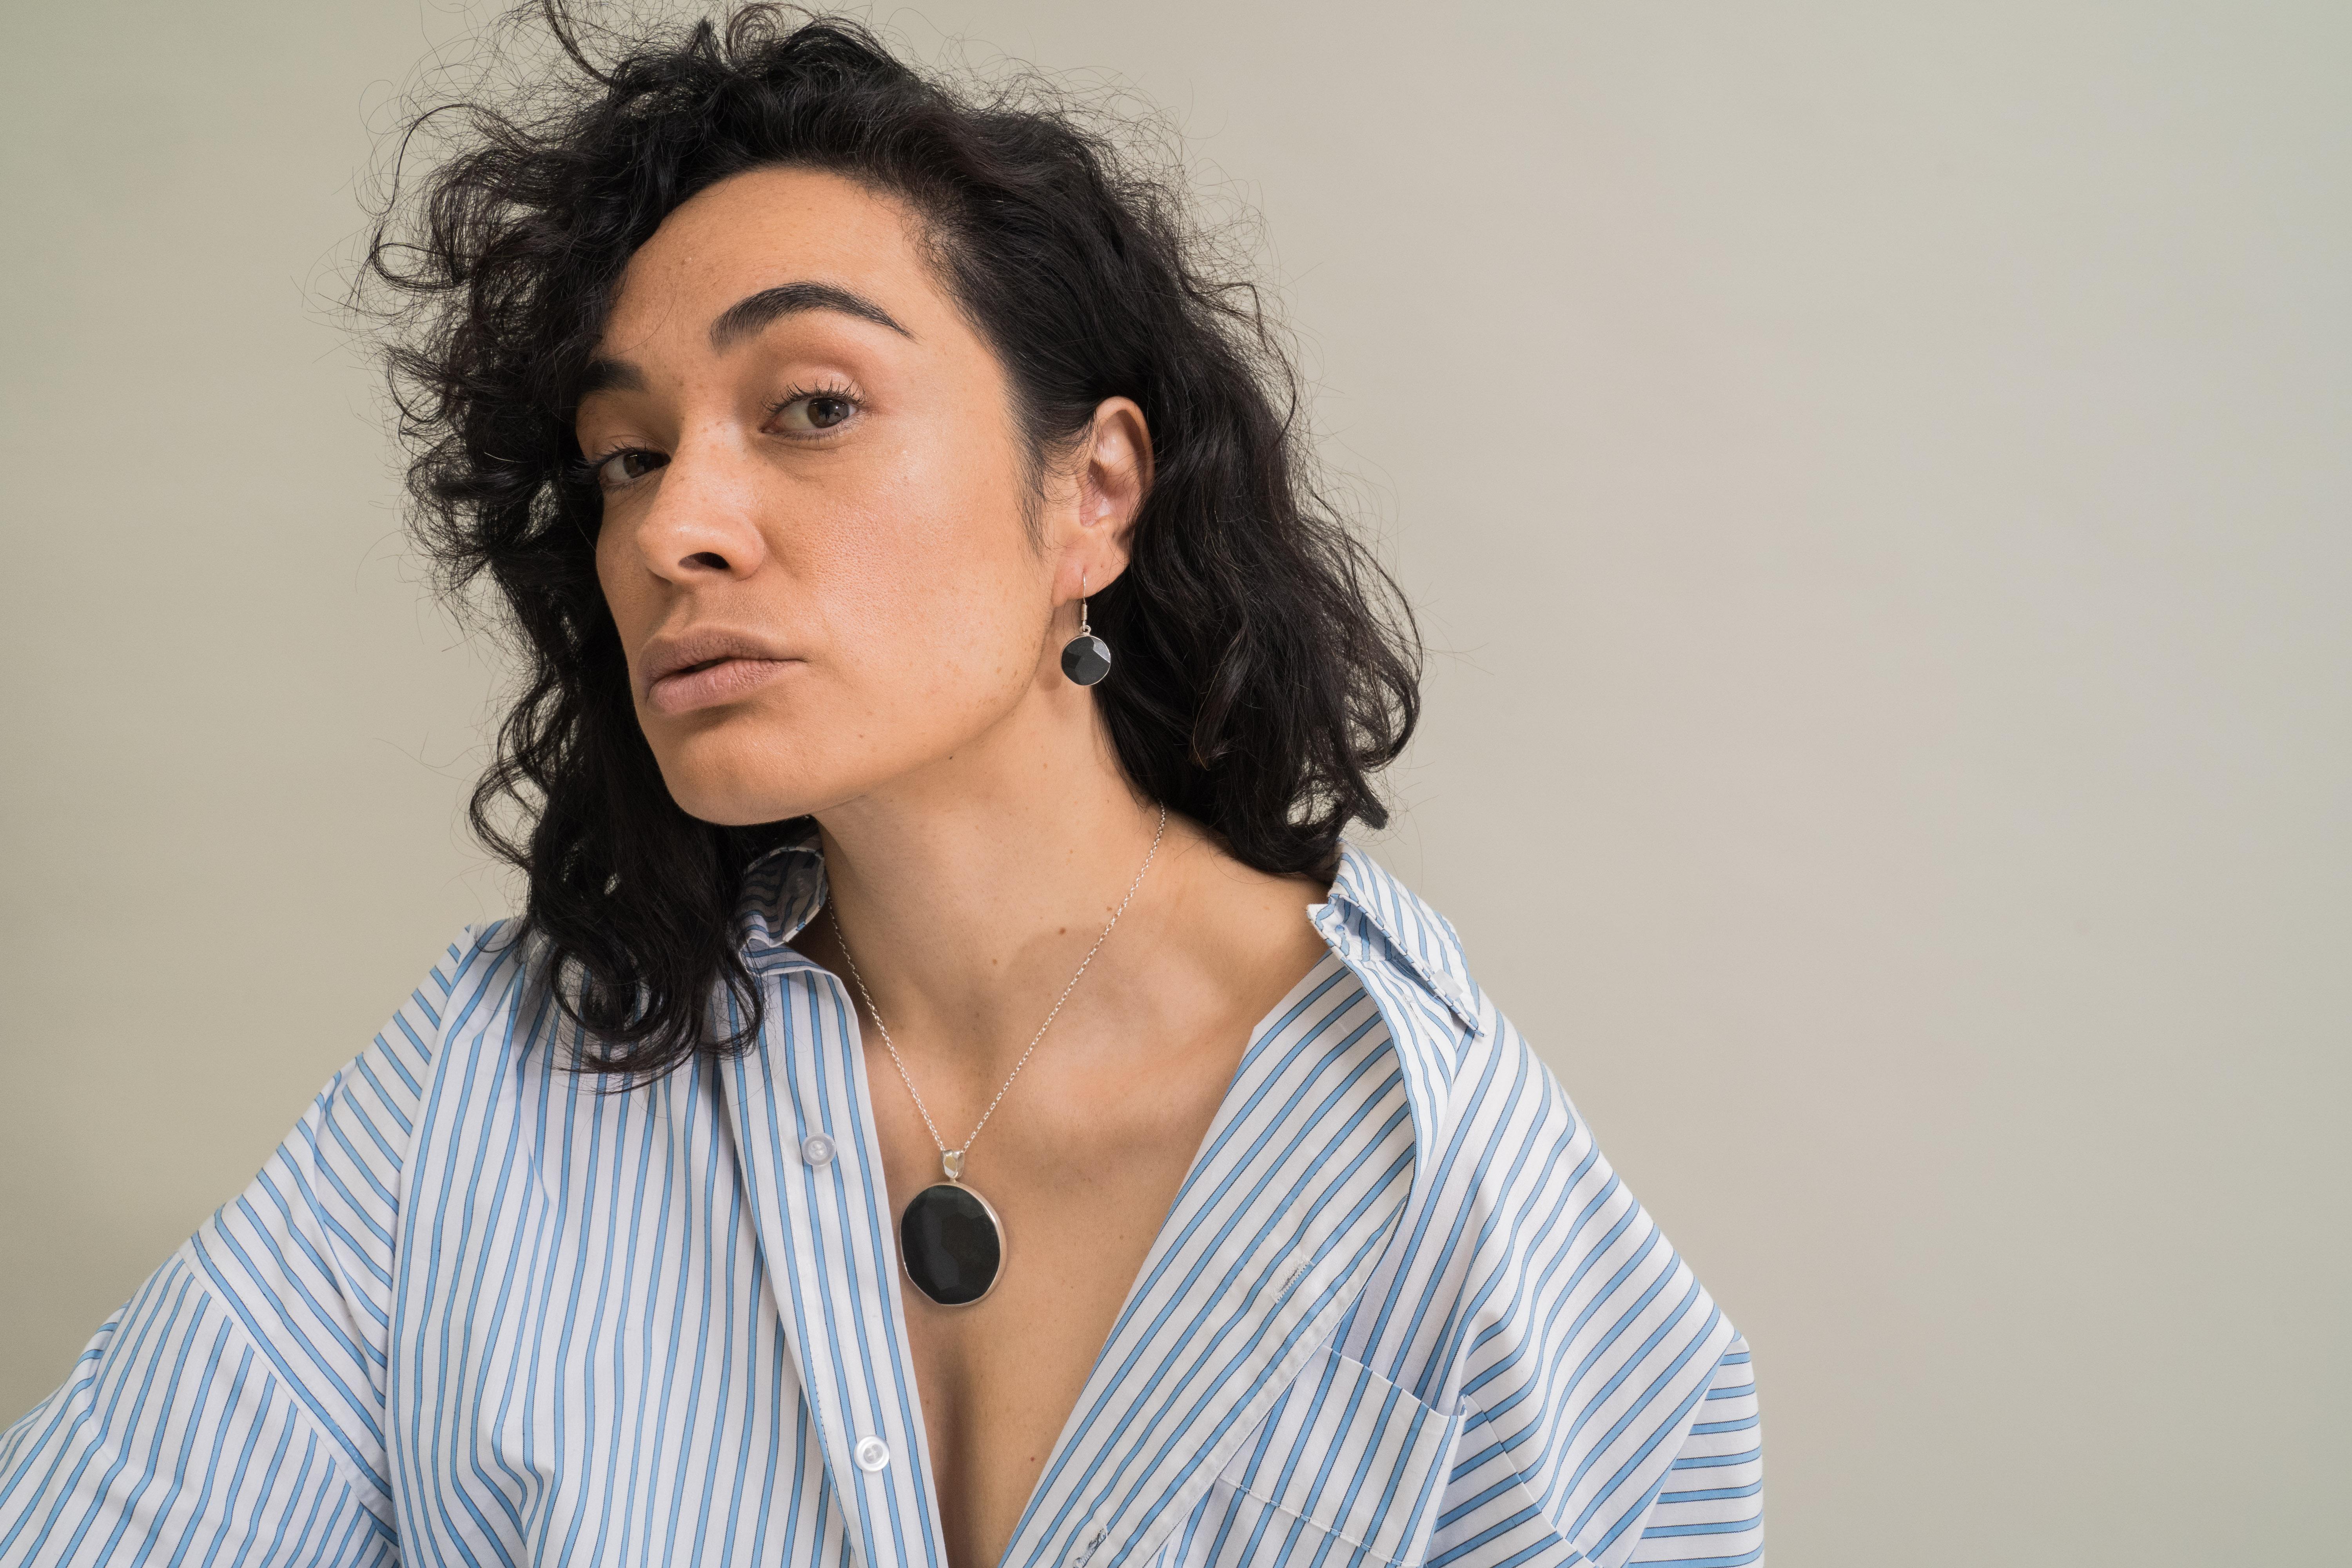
[646,658,799,715]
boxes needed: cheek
[817,434,1043,700]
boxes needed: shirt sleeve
[1624,1339,1762,1565]
[1417,1010,1763,1568]
[0,923,496,1567]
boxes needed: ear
[1054,396,1152,602]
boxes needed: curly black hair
[364,2,1422,1078]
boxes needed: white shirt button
[802,1134,836,1165]
[1430,971,1471,1008]
[853,1435,890,1472]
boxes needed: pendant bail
[942,1149,966,1181]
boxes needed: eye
[768,385,861,436]
[592,448,668,491]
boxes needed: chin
[649,726,836,829]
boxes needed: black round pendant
[900,1182,1005,1306]
[1060,633,1112,686]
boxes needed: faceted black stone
[901,1183,1003,1306]
[1060,633,1113,686]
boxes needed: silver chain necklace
[826,800,1168,1306]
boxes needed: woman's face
[577,165,1138,826]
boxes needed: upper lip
[639,627,798,692]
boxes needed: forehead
[598,164,947,350]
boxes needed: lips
[639,628,799,716]
[646,655,795,715]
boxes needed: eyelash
[573,379,864,491]
[766,378,863,425]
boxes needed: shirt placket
[722,958,949,1568]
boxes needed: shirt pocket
[1210,1345,1463,1567]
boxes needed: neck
[806,681,1180,1074]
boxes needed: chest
[866,1025,1253,1567]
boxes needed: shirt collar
[1316,837,1484,1034]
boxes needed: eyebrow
[577,281,914,401]
[709,281,913,350]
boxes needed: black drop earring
[1060,576,1112,686]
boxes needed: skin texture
[579,165,1333,1568]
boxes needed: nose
[624,432,771,582]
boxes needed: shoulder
[270,918,520,1118]
[1322,839,1741,1340]
[251,918,539,1188]
[436,915,543,1036]
[411,915,555,1067]
[1316,841,1579,1153]
[295,916,549,1164]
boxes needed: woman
[0,9,1759,1567]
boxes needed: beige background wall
[4,2,2345,1561]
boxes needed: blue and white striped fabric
[0,830,1760,1567]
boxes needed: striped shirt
[0,830,1761,1568]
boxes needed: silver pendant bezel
[899,1179,1007,1307]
